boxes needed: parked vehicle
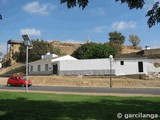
[7,76,32,87]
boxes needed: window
[120,61,124,65]
[45,64,48,71]
[30,66,33,72]
[37,65,41,71]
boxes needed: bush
[72,43,117,59]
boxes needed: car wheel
[7,84,11,87]
[21,84,25,87]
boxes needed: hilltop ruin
[3,40,81,66]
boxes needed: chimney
[41,55,44,59]
[145,46,150,50]
[46,52,50,55]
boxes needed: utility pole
[109,55,113,88]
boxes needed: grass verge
[0,92,160,120]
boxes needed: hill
[49,41,81,55]
[3,40,142,67]
[121,46,141,54]
[0,63,25,77]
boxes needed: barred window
[30,66,33,72]
[45,64,49,71]
[38,65,41,71]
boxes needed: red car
[7,76,32,87]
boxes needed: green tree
[61,0,88,9]
[108,31,125,45]
[14,40,62,62]
[128,34,141,46]
[146,2,160,28]
[72,43,117,59]
[61,0,160,28]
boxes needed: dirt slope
[50,41,81,55]
[0,63,25,76]
[121,46,141,54]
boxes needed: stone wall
[9,44,21,65]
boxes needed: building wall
[114,59,160,75]
[9,44,21,65]
[58,59,115,76]
[143,59,160,74]
[29,58,160,76]
[29,54,77,75]
[114,59,141,75]
[29,61,53,75]
[58,59,160,76]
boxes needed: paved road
[0,85,160,95]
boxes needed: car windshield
[21,76,26,80]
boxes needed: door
[138,61,143,72]
[53,64,58,74]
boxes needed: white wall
[29,55,78,75]
[59,59,110,71]
[144,59,160,74]
[114,59,140,75]
[58,59,115,75]
[58,58,160,76]
[29,60,53,75]
[29,57,160,76]
[114,59,160,75]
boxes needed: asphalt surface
[0,85,160,95]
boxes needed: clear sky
[0,0,160,55]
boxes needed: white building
[113,58,160,76]
[29,53,77,75]
[56,58,160,76]
[57,59,112,75]
[29,53,160,76]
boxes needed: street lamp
[109,55,114,87]
[22,35,33,92]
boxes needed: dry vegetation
[0,63,25,76]
[29,76,160,88]
[0,75,160,88]
[51,42,142,55]
[50,41,81,55]
[121,45,142,54]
